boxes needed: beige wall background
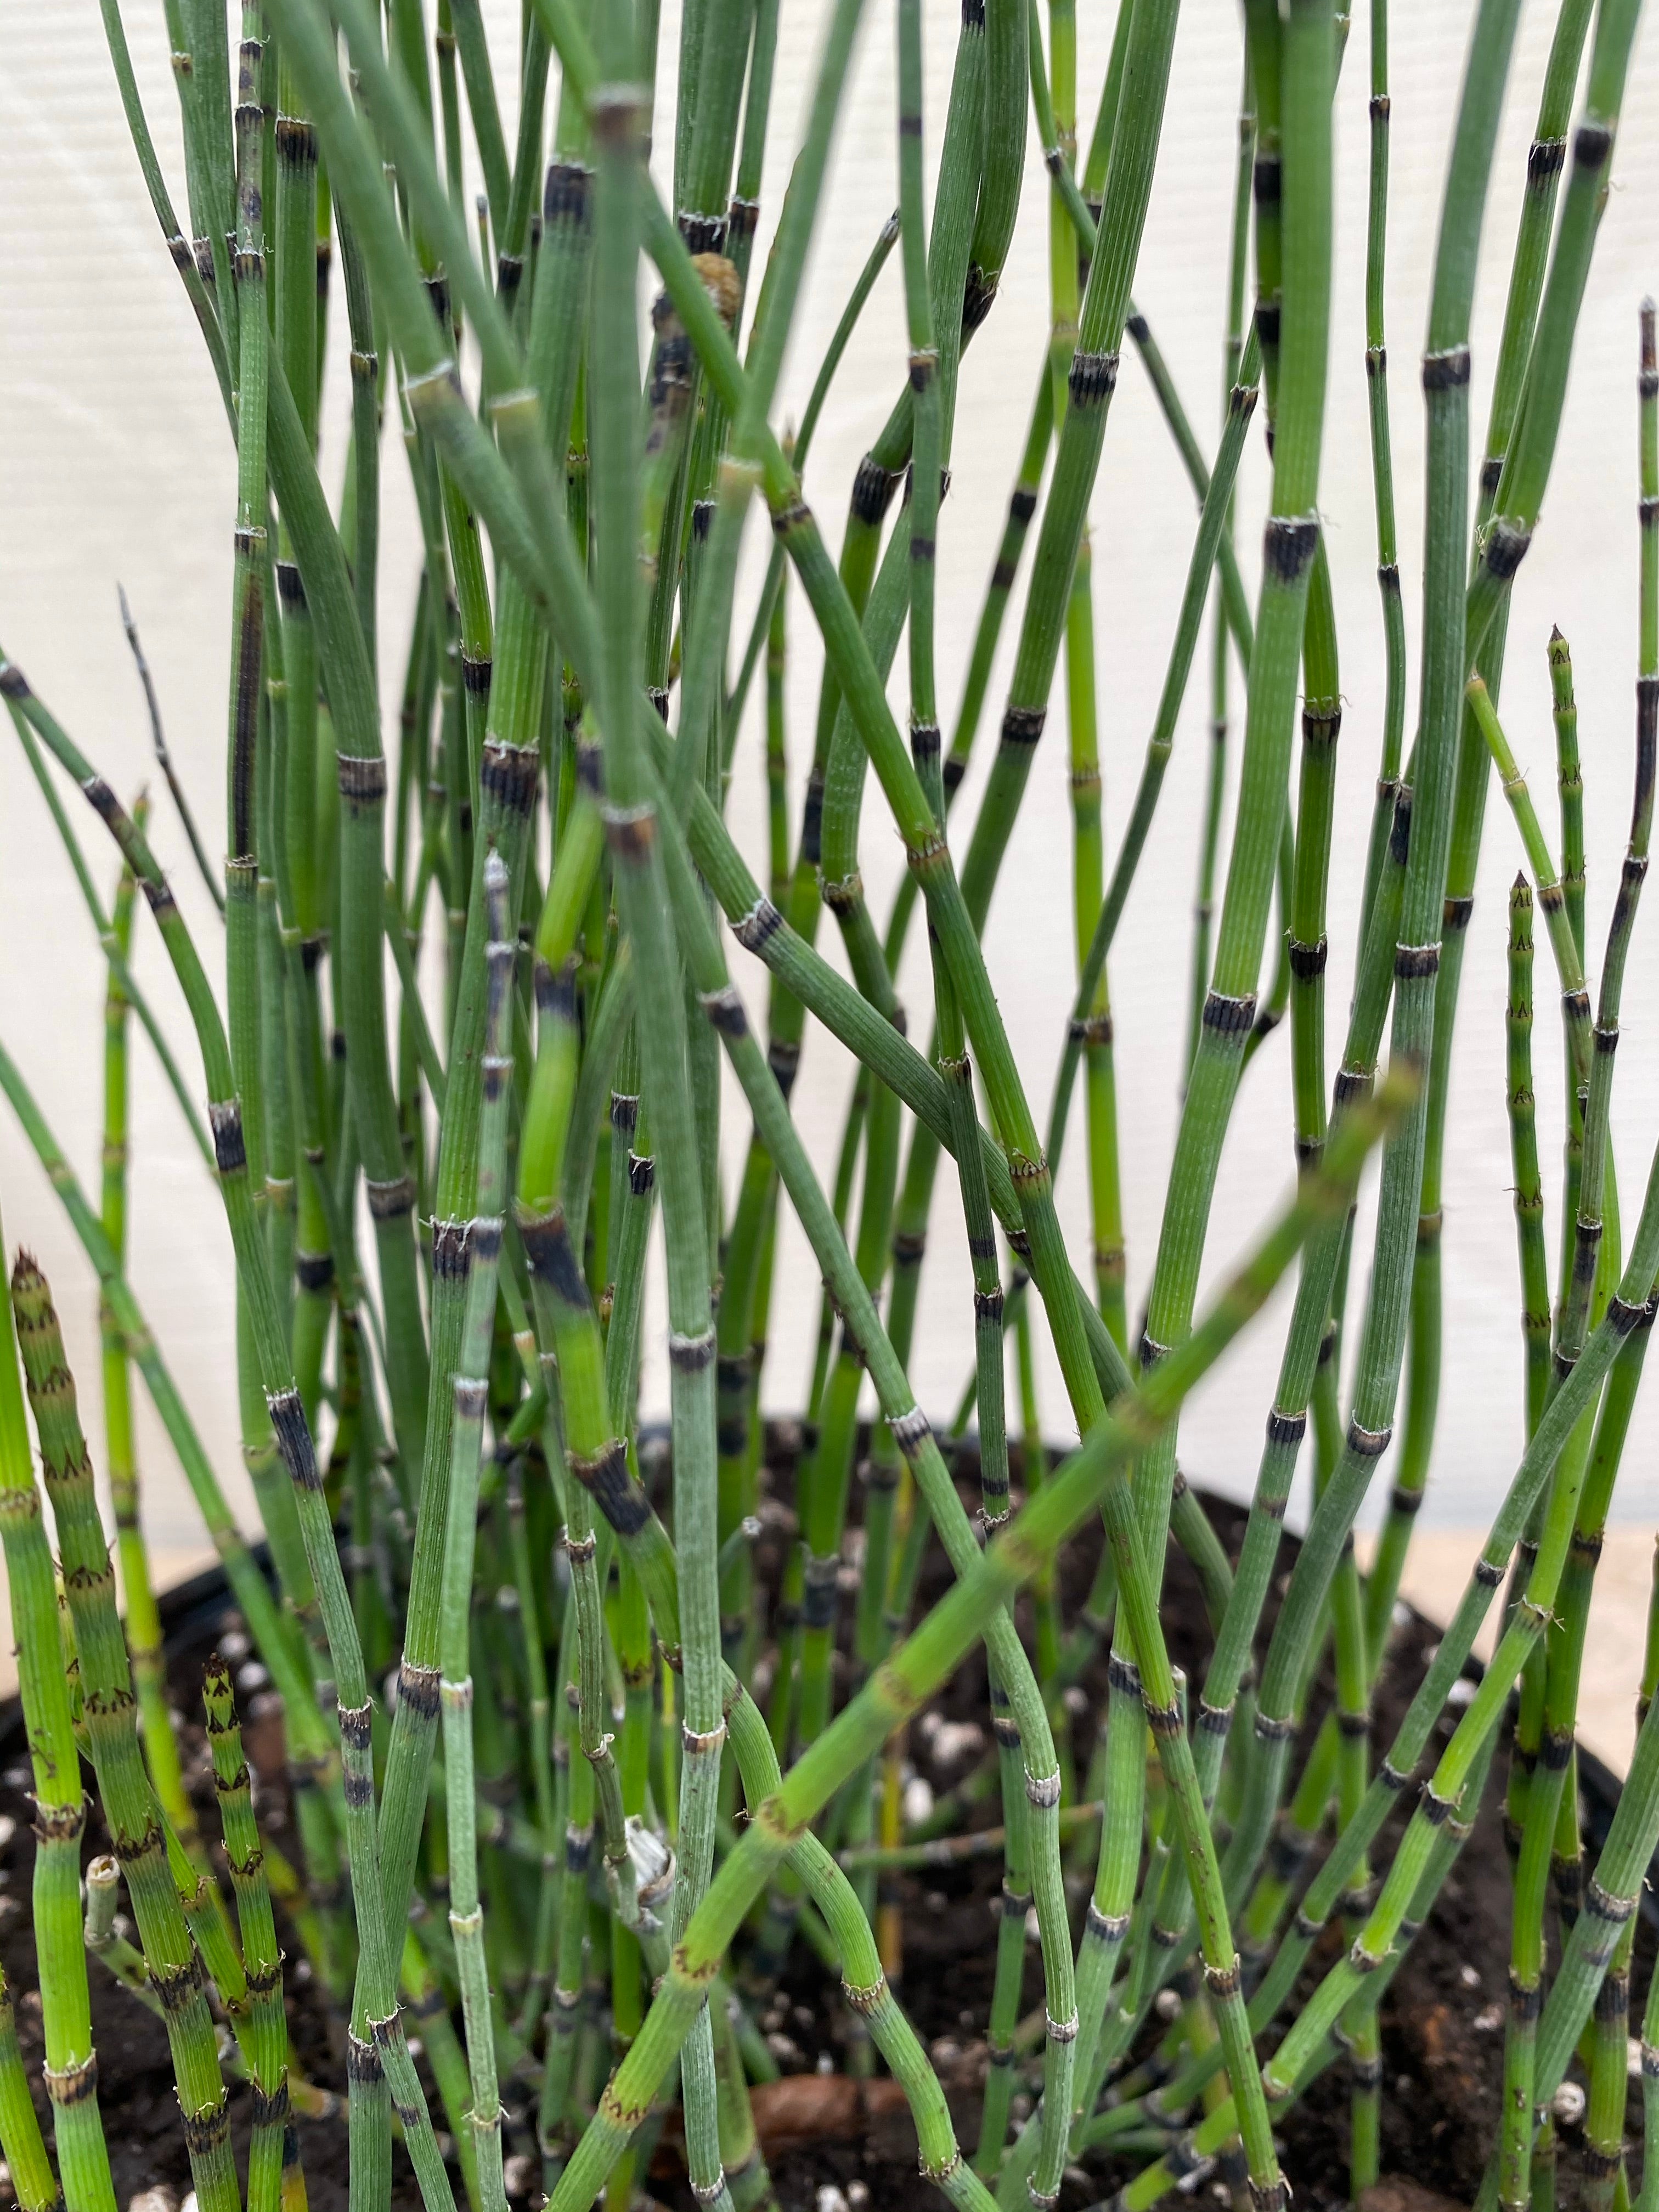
[1,2,1657,1752]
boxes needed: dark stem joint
[1288,935,1327,980]
[1264,514,1319,582]
[268,1387,321,1490]
[1574,121,1613,170]
[337,751,388,803]
[366,1173,414,1220]
[1483,517,1532,581]
[1203,990,1256,1036]
[851,457,900,526]
[1068,351,1119,408]
[398,1662,442,1720]
[733,895,783,952]
[699,985,748,1037]
[1421,345,1471,392]
[208,1099,247,1177]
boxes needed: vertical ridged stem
[1044,325,1261,1182]
[1072,18,1336,2175]
[1260,1138,1659,2103]
[1505,876,1551,1434]
[1236,0,1523,1935]
[0,1222,116,2212]
[1392,0,1598,1649]
[539,1069,1393,2212]
[1187,76,1255,1080]
[1358,0,1404,939]
[0,1044,332,1768]
[0,644,437,2211]
[14,1260,236,2212]
[205,1657,292,2212]
[440,859,515,2212]
[0,1961,55,2212]
[586,18,726,2184]
[1466,0,1644,660]
[99,804,194,1843]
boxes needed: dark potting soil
[0,1430,1642,2211]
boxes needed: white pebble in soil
[927,1720,985,1768]
[1459,1963,1480,1989]
[816,2188,850,2212]
[1551,2080,1586,2126]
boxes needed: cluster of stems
[0,1,1654,2210]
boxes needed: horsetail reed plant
[1,0,1657,2204]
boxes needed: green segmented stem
[955,0,1178,974]
[34,0,1659,2197]
[1261,1120,1659,2102]
[1045,324,1261,1183]
[439,857,515,2212]
[641,747,1398,2212]
[724,208,900,741]
[1469,680,1594,1093]
[536,0,1116,1454]
[13,1259,237,2212]
[1501,875,1551,1439]
[0,1960,55,2212]
[5,708,211,1171]
[643,750,1085,2197]
[204,1657,292,2212]
[1392,0,1598,1634]
[1635,1532,1659,2212]
[1358,0,1405,942]
[583,24,729,2187]
[540,1073,1398,2212]
[1075,0,1342,2103]
[0,1039,330,1766]
[1467,0,1644,668]
[1224,0,1525,1937]
[0,1215,116,2212]
[97,803,194,1847]
[1167,1159,1659,2166]
[0,661,445,2210]
[1110,1734,1497,2208]
[1186,69,1255,1080]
